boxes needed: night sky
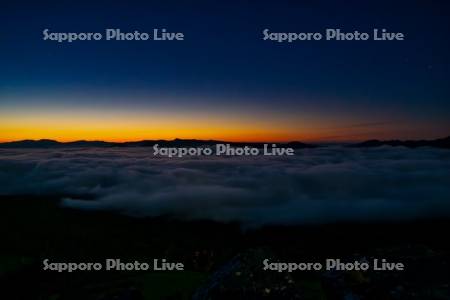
[1,0,449,142]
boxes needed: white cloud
[1,146,450,226]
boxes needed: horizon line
[0,136,449,145]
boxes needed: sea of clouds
[1,146,450,226]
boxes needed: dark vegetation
[1,196,449,299]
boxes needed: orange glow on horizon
[0,105,336,143]
[0,112,307,143]
[0,129,413,143]
[0,129,439,143]
[0,106,440,143]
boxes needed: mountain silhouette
[351,136,450,149]
[2,137,450,149]
[0,139,316,149]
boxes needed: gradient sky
[1,0,450,142]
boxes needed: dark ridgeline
[0,138,316,149]
[1,137,450,149]
[351,136,450,149]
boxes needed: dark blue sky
[1,0,449,141]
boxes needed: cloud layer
[1,146,450,226]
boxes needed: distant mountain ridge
[1,137,449,149]
[351,136,450,149]
[0,138,316,149]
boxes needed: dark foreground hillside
[1,196,449,300]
